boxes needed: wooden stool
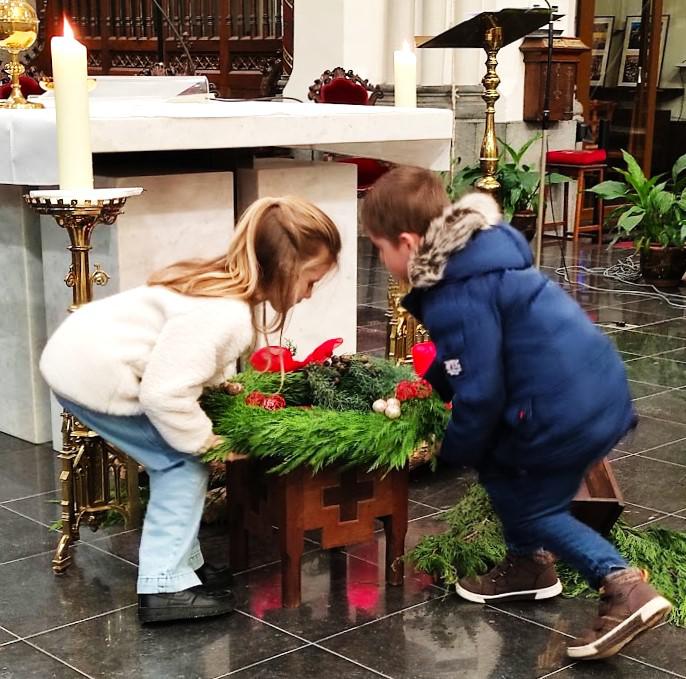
[545,149,608,242]
[227,459,408,607]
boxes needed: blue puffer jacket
[402,192,636,472]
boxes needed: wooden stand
[572,458,624,536]
[227,459,409,608]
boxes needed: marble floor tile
[611,456,686,513]
[30,606,305,679]
[634,388,686,424]
[625,358,686,388]
[0,641,87,678]
[614,415,686,453]
[0,549,137,638]
[321,595,574,679]
[230,547,441,642]
[232,645,384,678]
[609,331,686,357]
[0,445,59,503]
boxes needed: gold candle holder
[386,277,429,365]
[25,188,144,573]
[0,0,43,109]
[474,25,503,194]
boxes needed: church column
[384,0,416,84]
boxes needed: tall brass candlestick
[474,25,503,194]
[24,188,143,573]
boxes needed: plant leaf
[672,153,686,184]
[618,210,645,233]
[621,149,648,201]
[588,181,627,199]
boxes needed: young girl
[362,166,671,661]
[40,196,341,624]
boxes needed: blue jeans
[57,397,209,594]
[480,460,627,588]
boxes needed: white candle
[394,41,417,108]
[51,18,93,190]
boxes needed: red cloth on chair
[337,157,389,191]
[546,149,607,165]
[320,77,369,105]
[0,75,43,100]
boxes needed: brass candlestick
[474,25,502,193]
[25,188,143,573]
[0,0,43,109]
[386,277,429,365]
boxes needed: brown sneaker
[455,551,562,603]
[567,568,672,660]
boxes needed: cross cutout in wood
[322,470,375,522]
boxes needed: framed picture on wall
[617,14,670,87]
[590,16,614,86]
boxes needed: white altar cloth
[1,100,453,185]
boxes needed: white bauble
[372,399,388,414]
[384,404,402,419]
[386,398,401,409]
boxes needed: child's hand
[225,451,249,462]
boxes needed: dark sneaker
[195,563,234,591]
[455,551,562,603]
[567,568,672,660]
[138,585,236,624]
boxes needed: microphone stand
[534,2,555,268]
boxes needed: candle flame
[63,17,74,40]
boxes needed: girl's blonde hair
[147,196,341,336]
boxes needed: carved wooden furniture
[308,67,388,194]
[520,37,589,123]
[308,67,384,106]
[227,458,408,608]
[35,1,295,98]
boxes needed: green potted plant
[446,134,569,241]
[589,150,686,288]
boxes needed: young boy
[362,165,672,660]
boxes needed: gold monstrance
[0,0,43,109]
[417,8,550,192]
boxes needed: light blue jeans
[57,396,209,594]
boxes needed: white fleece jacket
[40,286,254,454]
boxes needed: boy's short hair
[361,165,451,243]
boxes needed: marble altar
[0,99,453,444]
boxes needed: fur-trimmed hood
[408,191,502,288]
[407,191,534,289]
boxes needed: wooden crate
[572,458,624,536]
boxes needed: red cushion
[336,157,389,190]
[546,149,607,165]
[0,75,43,100]
[320,77,369,105]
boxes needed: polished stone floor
[1,239,685,678]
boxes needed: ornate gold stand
[474,25,502,194]
[25,188,143,573]
[386,278,429,365]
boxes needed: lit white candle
[394,41,417,108]
[51,18,93,190]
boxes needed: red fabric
[320,77,369,105]
[0,76,43,100]
[336,157,389,190]
[546,149,607,165]
[249,338,343,373]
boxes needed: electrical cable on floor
[555,255,686,308]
